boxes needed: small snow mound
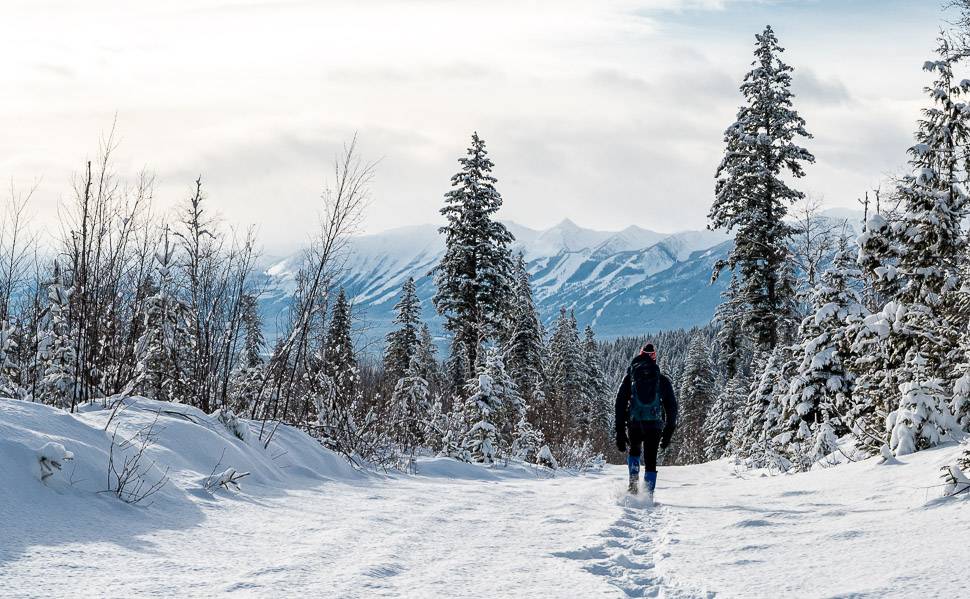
[37,441,74,481]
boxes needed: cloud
[793,68,852,105]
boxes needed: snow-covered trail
[3,398,968,598]
[1,464,650,598]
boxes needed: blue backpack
[629,362,664,423]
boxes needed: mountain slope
[258,220,733,346]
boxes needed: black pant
[628,423,662,473]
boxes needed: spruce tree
[675,332,716,464]
[543,308,584,448]
[36,262,77,408]
[318,288,365,450]
[433,133,515,376]
[581,325,610,452]
[458,348,522,463]
[229,293,265,415]
[781,239,867,466]
[709,25,814,351]
[384,277,422,384]
[704,375,747,460]
[505,254,546,407]
[853,38,969,455]
[0,320,19,399]
[134,232,190,403]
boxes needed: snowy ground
[1,399,967,598]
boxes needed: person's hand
[615,435,627,453]
[660,432,672,450]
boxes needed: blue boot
[627,456,640,494]
[645,471,658,501]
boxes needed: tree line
[0,130,617,471]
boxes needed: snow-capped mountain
[258,219,736,346]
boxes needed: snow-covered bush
[214,408,251,443]
[38,441,74,482]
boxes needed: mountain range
[257,219,735,348]
[257,209,863,350]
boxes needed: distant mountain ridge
[257,209,863,348]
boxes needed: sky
[0,0,951,253]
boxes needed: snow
[3,397,967,598]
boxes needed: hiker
[614,342,678,497]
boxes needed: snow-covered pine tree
[704,375,747,460]
[891,352,958,455]
[458,348,522,463]
[714,274,747,378]
[390,361,433,460]
[542,308,584,448]
[134,231,190,403]
[853,38,970,455]
[0,319,19,398]
[674,332,716,465]
[36,262,77,408]
[411,324,441,393]
[229,293,265,416]
[384,277,422,384]
[504,254,546,408]
[433,133,515,377]
[709,25,814,351]
[580,325,610,453]
[318,288,366,451]
[781,238,868,467]
[732,346,789,470]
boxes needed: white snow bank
[0,397,361,572]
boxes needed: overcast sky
[0,0,951,253]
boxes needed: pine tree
[709,25,814,351]
[781,239,867,466]
[504,254,546,407]
[229,293,265,416]
[890,353,958,455]
[714,274,747,378]
[580,325,610,453]
[731,346,789,470]
[384,277,422,384]
[542,308,584,448]
[853,38,970,455]
[390,362,433,456]
[433,132,515,374]
[0,319,19,398]
[675,332,716,464]
[134,231,190,403]
[458,348,522,463]
[704,375,747,460]
[36,262,77,408]
[318,288,365,450]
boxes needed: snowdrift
[0,397,360,567]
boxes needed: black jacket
[614,354,678,438]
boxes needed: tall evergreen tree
[504,254,546,407]
[433,133,515,377]
[709,25,814,351]
[318,288,365,450]
[853,38,969,455]
[581,325,610,452]
[384,277,422,384]
[675,332,716,464]
[543,308,584,448]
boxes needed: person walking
[614,342,678,498]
